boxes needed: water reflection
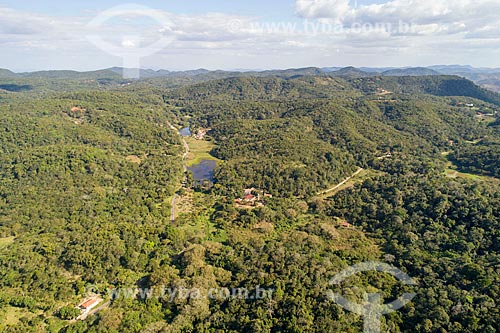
[188,160,216,183]
[180,127,191,137]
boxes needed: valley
[0,70,499,333]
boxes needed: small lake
[188,159,217,183]
[180,127,191,137]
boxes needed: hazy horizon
[3,64,500,74]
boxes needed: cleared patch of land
[125,155,142,164]
[0,236,15,249]
[173,190,195,220]
[465,138,485,145]
[445,168,499,183]
[184,137,221,167]
[174,193,228,243]
[317,168,364,196]
[316,168,380,198]
[476,114,497,124]
[444,161,499,183]
[0,306,36,330]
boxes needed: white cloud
[296,0,351,22]
[0,7,50,35]
[296,0,500,36]
[0,2,499,71]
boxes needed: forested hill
[0,70,499,332]
[348,75,500,105]
[0,91,184,326]
[166,74,500,105]
[0,69,16,78]
[382,67,441,76]
[3,66,500,99]
[166,76,354,100]
[167,74,499,194]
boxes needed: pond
[180,127,191,137]
[188,159,217,183]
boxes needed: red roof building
[79,298,100,310]
[244,194,256,202]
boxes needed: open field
[184,137,221,167]
[445,168,500,183]
[173,190,195,220]
[0,307,36,330]
[0,236,15,249]
[444,159,500,183]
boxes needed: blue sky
[0,0,499,71]
[0,0,382,16]
[0,0,312,21]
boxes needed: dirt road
[167,122,190,223]
[317,168,364,196]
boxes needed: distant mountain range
[381,67,441,76]
[1,65,500,93]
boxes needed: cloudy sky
[0,0,499,72]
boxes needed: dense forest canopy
[0,72,499,332]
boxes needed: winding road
[168,122,190,223]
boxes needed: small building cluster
[235,188,273,207]
[339,220,354,228]
[70,106,86,113]
[476,111,496,119]
[375,88,392,95]
[377,152,393,160]
[76,296,102,320]
[195,128,210,140]
[455,102,475,108]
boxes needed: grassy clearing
[174,192,228,242]
[174,190,194,220]
[444,168,499,183]
[477,115,497,124]
[177,207,227,243]
[184,137,221,167]
[125,155,142,164]
[444,159,500,183]
[0,307,35,330]
[0,236,15,249]
[465,138,484,145]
